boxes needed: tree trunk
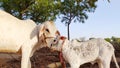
[67,23,70,40]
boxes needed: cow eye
[45,29,49,32]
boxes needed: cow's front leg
[21,45,32,68]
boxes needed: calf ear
[60,36,66,40]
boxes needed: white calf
[50,36,119,68]
[0,10,60,68]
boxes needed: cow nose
[50,44,53,48]
[51,44,52,46]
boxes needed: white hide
[0,10,59,68]
[51,37,119,68]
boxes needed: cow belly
[0,38,21,53]
[0,25,24,53]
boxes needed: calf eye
[54,39,56,42]
[45,29,49,32]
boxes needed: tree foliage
[0,0,110,39]
[105,36,120,46]
[28,0,60,23]
[0,0,60,23]
[105,38,111,42]
[56,0,98,40]
[105,36,120,51]
[111,36,120,45]
[59,0,97,24]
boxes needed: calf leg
[101,55,112,68]
[97,60,103,68]
[102,60,111,68]
[71,65,79,68]
[70,63,80,68]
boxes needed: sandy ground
[0,47,120,68]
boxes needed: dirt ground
[0,46,120,68]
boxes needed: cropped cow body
[0,10,60,68]
[50,36,119,68]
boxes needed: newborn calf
[50,36,119,68]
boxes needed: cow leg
[102,59,111,68]
[21,45,32,68]
[71,65,79,68]
[98,61,103,68]
[101,55,112,68]
[28,59,31,68]
[70,63,80,68]
[96,59,103,68]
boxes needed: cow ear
[39,24,45,37]
[60,36,66,40]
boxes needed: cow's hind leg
[102,55,112,68]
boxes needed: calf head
[50,36,67,51]
[39,21,60,47]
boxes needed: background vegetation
[0,0,99,40]
[0,0,112,40]
[105,36,120,51]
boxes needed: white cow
[50,36,119,68]
[0,10,60,68]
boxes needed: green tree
[57,0,98,40]
[0,0,110,39]
[28,0,60,23]
[111,36,117,42]
[105,38,111,42]
[0,0,34,19]
[111,36,120,45]
[0,0,60,23]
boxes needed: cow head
[38,21,60,47]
